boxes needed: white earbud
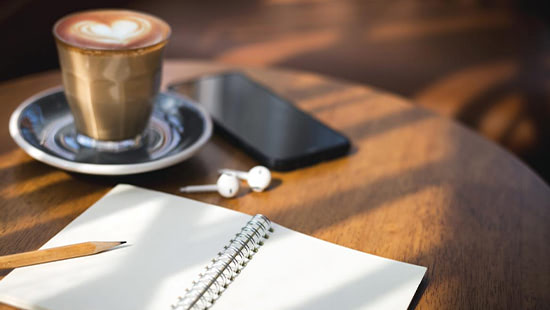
[179,173,240,198]
[218,166,272,192]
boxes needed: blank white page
[0,185,426,310]
[215,224,426,310]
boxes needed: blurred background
[1,0,549,182]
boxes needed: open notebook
[0,185,426,310]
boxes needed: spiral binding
[172,214,273,310]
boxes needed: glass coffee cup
[53,9,171,152]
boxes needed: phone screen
[169,72,350,170]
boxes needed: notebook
[0,185,426,310]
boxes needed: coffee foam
[54,10,170,50]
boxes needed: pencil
[0,241,126,269]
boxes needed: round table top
[1,59,549,309]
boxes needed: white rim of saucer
[9,86,213,175]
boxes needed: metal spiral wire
[172,214,272,310]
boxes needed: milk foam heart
[74,18,149,45]
[53,9,171,141]
[54,10,170,50]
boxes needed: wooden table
[1,60,549,309]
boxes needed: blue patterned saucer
[9,87,212,175]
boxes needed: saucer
[9,87,212,175]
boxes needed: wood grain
[0,60,549,309]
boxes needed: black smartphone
[168,72,350,171]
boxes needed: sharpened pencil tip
[120,241,127,244]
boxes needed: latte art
[54,10,170,50]
[71,17,151,45]
[53,9,170,141]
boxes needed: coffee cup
[53,9,171,151]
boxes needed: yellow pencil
[0,241,126,269]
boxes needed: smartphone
[168,72,350,171]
